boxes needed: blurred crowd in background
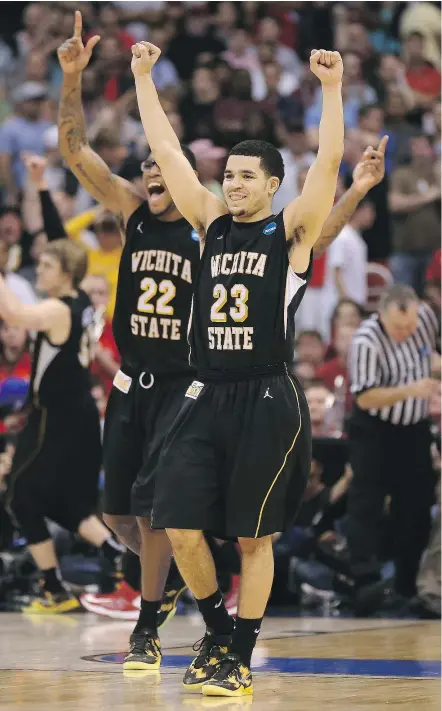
[0,1,440,616]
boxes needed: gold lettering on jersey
[131,314,182,341]
[155,250,166,271]
[221,254,232,275]
[207,326,254,351]
[132,250,192,284]
[211,252,267,278]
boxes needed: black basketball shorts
[152,367,312,539]
[103,368,193,518]
[7,395,102,535]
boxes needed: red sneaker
[224,574,240,617]
[80,581,141,620]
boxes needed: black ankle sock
[196,589,234,636]
[122,550,141,591]
[42,567,64,594]
[134,598,160,635]
[230,616,262,667]
[101,538,124,564]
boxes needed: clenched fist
[310,49,343,86]
[22,153,48,185]
[131,42,161,78]
[57,10,100,75]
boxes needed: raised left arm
[314,136,389,256]
[283,50,344,273]
[0,275,69,333]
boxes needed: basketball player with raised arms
[132,42,344,696]
[57,10,386,674]
[57,12,199,669]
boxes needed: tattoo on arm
[75,162,107,198]
[314,187,363,256]
[59,78,142,219]
[59,84,88,155]
[65,125,87,154]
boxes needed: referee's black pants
[346,413,435,598]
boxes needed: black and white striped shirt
[349,303,439,426]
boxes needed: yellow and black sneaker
[183,631,231,692]
[202,653,253,697]
[123,630,162,670]
[158,583,188,629]
[22,590,80,615]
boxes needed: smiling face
[223,155,279,219]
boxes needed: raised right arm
[57,12,141,228]
[132,42,226,243]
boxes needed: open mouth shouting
[147,181,166,206]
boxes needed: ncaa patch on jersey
[185,380,204,399]
[191,230,200,241]
[263,221,277,235]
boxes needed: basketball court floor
[1,612,440,710]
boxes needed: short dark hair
[229,140,285,183]
[94,129,121,151]
[305,378,330,392]
[408,31,424,42]
[296,329,324,346]
[180,144,197,171]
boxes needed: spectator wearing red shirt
[82,274,120,393]
[0,323,31,436]
[404,32,441,106]
[295,330,325,368]
[316,324,356,413]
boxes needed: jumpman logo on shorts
[264,388,273,399]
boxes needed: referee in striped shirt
[346,284,440,601]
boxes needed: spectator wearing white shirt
[320,199,375,340]
[273,124,315,214]
[0,238,36,305]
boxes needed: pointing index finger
[74,10,82,39]
[377,135,389,154]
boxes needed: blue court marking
[90,654,441,678]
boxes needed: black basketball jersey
[188,211,312,371]
[112,203,200,375]
[29,290,95,407]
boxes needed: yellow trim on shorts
[254,375,301,538]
